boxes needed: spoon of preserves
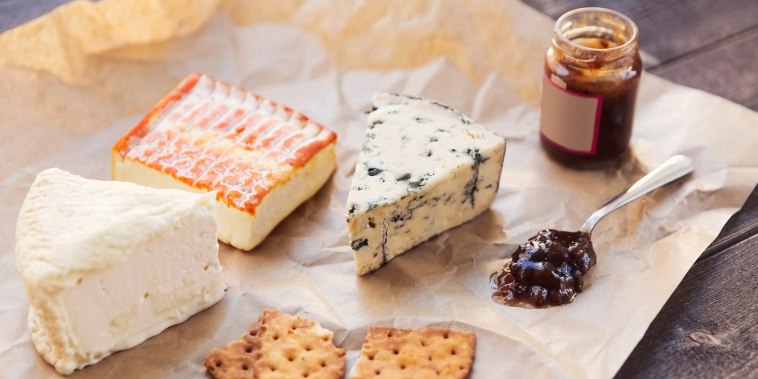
[491,155,694,308]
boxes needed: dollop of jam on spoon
[492,155,694,308]
[491,229,595,307]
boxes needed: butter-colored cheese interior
[113,143,336,250]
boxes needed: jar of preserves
[539,8,641,169]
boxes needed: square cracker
[205,309,346,379]
[351,326,476,379]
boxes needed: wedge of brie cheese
[15,168,225,375]
[112,73,337,251]
[346,93,506,275]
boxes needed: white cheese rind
[346,93,506,275]
[15,168,225,374]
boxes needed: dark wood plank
[518,0,586,18]
[615,233,758,379]
[630,0,758,65]
[520,0,683,21]
[701,184,758,261]
[522,0,758,67]
[651,26,758,111]
[0,0,72,32]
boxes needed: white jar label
[539,73,602,155]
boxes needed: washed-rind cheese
[112,73,337,251]
[346,93,506,275]
[15,168,225,375]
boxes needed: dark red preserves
[491,229,596,308]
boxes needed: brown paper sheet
[1,0,757,377]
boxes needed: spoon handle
[580,155,694,234]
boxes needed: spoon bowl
[492,155,695,308]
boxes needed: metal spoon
[491,154,695,307]
[580,154,694,235]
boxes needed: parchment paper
[1,0,757,378]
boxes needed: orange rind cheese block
[112,73,337,250]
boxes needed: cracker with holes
[205,309,346,379]
[350,326,476,379]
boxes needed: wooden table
[2,1,756,378]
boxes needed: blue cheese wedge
[346,93,506,275]
[15,168,225,375]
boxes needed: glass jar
[539,8,641,169]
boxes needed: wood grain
[0,0,71,32]
[701,185,758,262]
[651,26,758,111]
[628,0,758,64]
[616,234,758,379]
